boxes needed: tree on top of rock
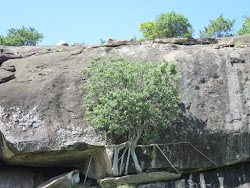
[237,16,250,36]
[0,26,44,46]
[82,56,181,176]
[199,14,236,38]
[139,11,194,40]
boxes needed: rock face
[0,167,34,188]
[57,40,69,46]
[137,162,250,188]
[0,69,15,84]
[0,35,249,186]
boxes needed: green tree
[82,56,180,176]
[0,26,44,46]
[199,14,236,38]
[139,21,161,40]
[238,16,250,35]
[139,11,194,40]
[0,35,5,44]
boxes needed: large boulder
[0,35,249,183]
[0,167,34,188]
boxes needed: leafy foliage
[139,11,193,40]
[238,16,250,36]
[0,26,44,46]
[199,14,236,38]
[82,56,180,144]
[139,21,161,40]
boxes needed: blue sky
[1,0,249,45]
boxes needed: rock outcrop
[0,35,249,187]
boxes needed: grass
[53,46,65,52]
[235,40,244,45]
[70,49,81,54]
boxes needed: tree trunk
[131,143,143,173]
[112,143,126,176]
[112,145,119,176]
[124,146,131,175]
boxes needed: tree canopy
[139,11,194,40]
[82,56,180,175]
[237,16,250,36]
[0,26,44,46]
[199,14,236,38]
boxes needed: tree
[199,14,236,38]
[139,21,161,40]
[82,56,180,176]
[139,11,194,40]
[0,26,44,46]
[238,16,250,36]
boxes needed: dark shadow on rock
[137,162,250,188]
[134,102,250,174]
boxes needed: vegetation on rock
[0,26,43,46]
[139,11,193,40]
[82,56,180,176]
[199,14,236,38]
[237,16,250,36]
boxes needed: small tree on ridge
[0,26,44,46]
[199,14,236,38]
[238,16,250,36]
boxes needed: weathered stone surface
[155,38,189,44]
[36,170,79,188]
[0,65,16,72]
[154,38,219,45]
[0,167,34,188]
[217,34,250,44]
[0,51,104,167]
[105,40,141,47]
[98,172,181,188]
[81,147,113,180]
[0,35,249,182]
[211,44,220,49]
[225,40,235,47]
[71,42,88,48]
[235,43,248,48]
[0,45,85,66]
[107,38,117,44]
[0,69,15,83]
[57,40,69,46]
[137,162,250,188]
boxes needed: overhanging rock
[0,35,249,180]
